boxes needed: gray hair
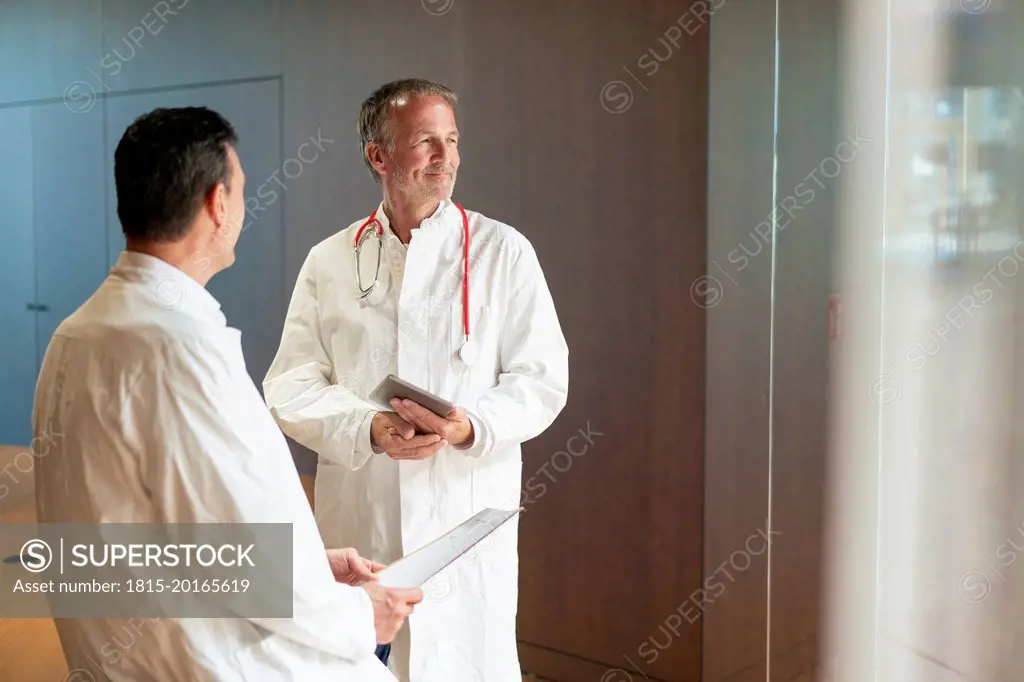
[357,78,459,182]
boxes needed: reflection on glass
[890,86,1023,262]
[825,1,1024,680]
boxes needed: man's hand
[371,411,448,460]
[389,399,474,448]
[326,547,385,586]
[362,582,423,644]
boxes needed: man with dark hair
[32,106,420,681]
[264,79,569,681]
[114,106,242,245]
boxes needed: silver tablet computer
[368,374,456,417]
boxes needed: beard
[394,162,456,201]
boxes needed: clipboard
[376,508,521,589]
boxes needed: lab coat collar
[419,198,455,233]
[374,198,456,241]
[369,203,401,249]
[111,250,226,325]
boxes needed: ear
[366,142,387,177]
[204,182,229,228]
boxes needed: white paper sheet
[376,508,520,588]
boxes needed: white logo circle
[422,0,455,15]
[958,570,992,603]
[689,275,724,308]
[152,277,186,310]
[959,0,992,14]
[868,375,902,407]
[600,80,634,114]
[425,574,455,603]
[63,81,97,114]
[20,539,53,573]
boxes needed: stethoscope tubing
[354,202,472,342]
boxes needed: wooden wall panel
[454,2,709,680]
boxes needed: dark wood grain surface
[449,2,709,680]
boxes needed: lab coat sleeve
[143,338,378,662]
[459,240,569,458]
[263,249,379,470]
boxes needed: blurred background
[1,0,1022,680]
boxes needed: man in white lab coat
[32,106,421,681]
[263,79,570,681]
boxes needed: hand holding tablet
[369,374,456,417]
[368,375,475,454]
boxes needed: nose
[433,139,456,163]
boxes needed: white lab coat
[263,199,569,682]
[32,251,394,682]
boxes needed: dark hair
[357,78,458,182]
[114,106,238,242]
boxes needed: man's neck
[382,195,441,244]
[125,236,218,287]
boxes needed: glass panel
[824,2,1024,681]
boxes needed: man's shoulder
[54,296,238,382]
[465,208,536,262]
[307,214,372,260]
[55,320,227,375]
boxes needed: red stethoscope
[353,202,478,365]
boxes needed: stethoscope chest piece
[459,339,479,366]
